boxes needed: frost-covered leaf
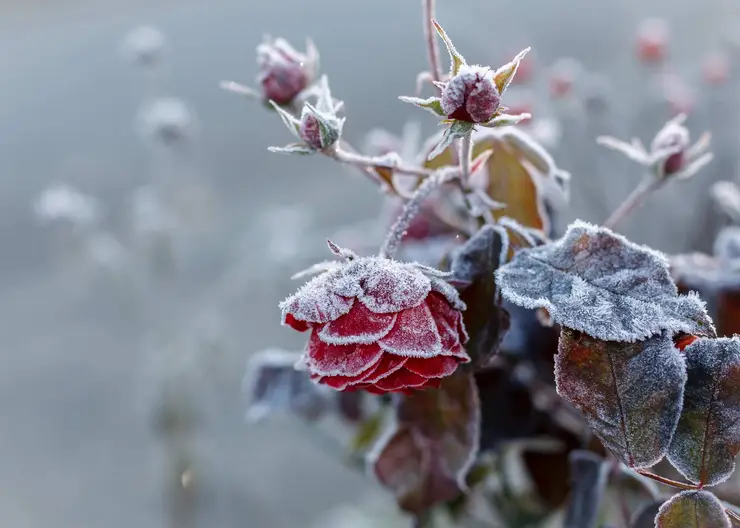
[493,48,531,94]
[556,329,686,468]
[268,143,315,155]
[369,372,480,514]
[427,121,474,161]
[432,20,466,77]
[564,450,609,528]
[496,220,716,342]
[668,337,740,487]
[269,101,301,139]
[630,500,664,528]
[711,180,740,223]
[481,112,532,128]
[655,490,730,528]
[243,349,330,422]
[398,96,445,116]
[450,225,510,366]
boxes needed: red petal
[319,302,397,345]
[674,334,699,351]
[378,302,442,358]
[284,313,310,332]
[425,292,469,347]
[372,369,429,392]
[306,331,383,377]
[404,356,460,378]
[360,353,408,384]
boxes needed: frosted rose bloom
[441,65,501,123]
[257,38,317,105]
[280,256,470,394]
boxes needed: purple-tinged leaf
[450,225,511,367]
[369,372,480,514]
[630,499,664,528]
[496,220,716,342]
[564,450,609,528]
[556,329,686,469]
[243,349,330,422]
[668,337,740,487]
[655,490,730,528]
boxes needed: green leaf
[668,337,740,487]
[269,100,301,139]
[481,112,532,128]
[370,372,480,515]
[493,48,531,94]
[556,329,687,469]
[655,490,730,528]
[398,96,445,116]
[427,121,474,161]
[267,143,315,155]
[350,409,386,454]
[432,20,466,76]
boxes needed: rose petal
[404,356,461,378]
[378,302,443,358]
[280,280,355,324]
[305,331,384,377]
[372,369,429,391]
[319,302,397,345]
[429,278,466,311]
[359,353,408,384]
[359,260,431,313]
[284,313,310,332]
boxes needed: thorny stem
[636,469,699,491]
[332,145,434,178]
[380,168,459,259]
[422,0,443,89]
[603,176,661,230]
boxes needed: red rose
[280,256,470,394]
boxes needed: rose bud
[636,17,669,64]
[298,104,341,151]
[281,247,470,394]
[650,115,691,176]
[256,37,317,105]
[441,65,501,123]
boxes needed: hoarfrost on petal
[496,220,715,341]
[358,258,431,313]
[319,304,397,345]
[378,303,443,358]
[304,331,384,377]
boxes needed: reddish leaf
[556,329,686,469]
[370,372,480,514]
[668,337,740,487]
[655,490,730,528]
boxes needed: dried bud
[636,18,669,64]
[257,37,316,105]
[703,51,730,86]
[441,65,501,123]
[298,105,341,150]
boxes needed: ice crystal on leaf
[496,220,715,342]
[668,337,740,487]
[556,329,686,468]
[655,490,731,528]
[280,242,470,394]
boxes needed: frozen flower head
[268,76,345,155]
[257,37,318,106]
[122,25,166,67]
[139,97,195,145]
[33,183,100,226]
[636,17,669,64]
[440,65,500,123]
[597,114,713,181]
[280,241,470,395]
[399,20,531,159]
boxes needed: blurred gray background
[1,0,738,527]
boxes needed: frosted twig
[422,0,443,90]
[603,176,661,230]
[380,168,459,258]
[636,469,698,491]
[332,145,434,177]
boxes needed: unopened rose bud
[299,113,322,149]
[257,38,314,105]
[703,51,730,86]
[298,105,340,151]
[652,120,690,176]
[636,18,669,64]
[441,65,501,123]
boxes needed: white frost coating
[377,303,443,358]
[303,332,385,377]
[496,220,715,342]
[318,309,397,345]
[656,490,731,527]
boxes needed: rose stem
[636,469,699,491]
[603,176,660,230]
[422,0,443,89]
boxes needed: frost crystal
[668,337,740,487]
[556,330,686,468]
[496,220,715,341]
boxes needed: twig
[603,176,661,230]
[422,0,443,89]
[636,469,699,491]
[332,145,434,178]
[726,507,740,525]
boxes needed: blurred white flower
[138,97,196,145]
[122,25,166,67]
[33,183,101,226]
